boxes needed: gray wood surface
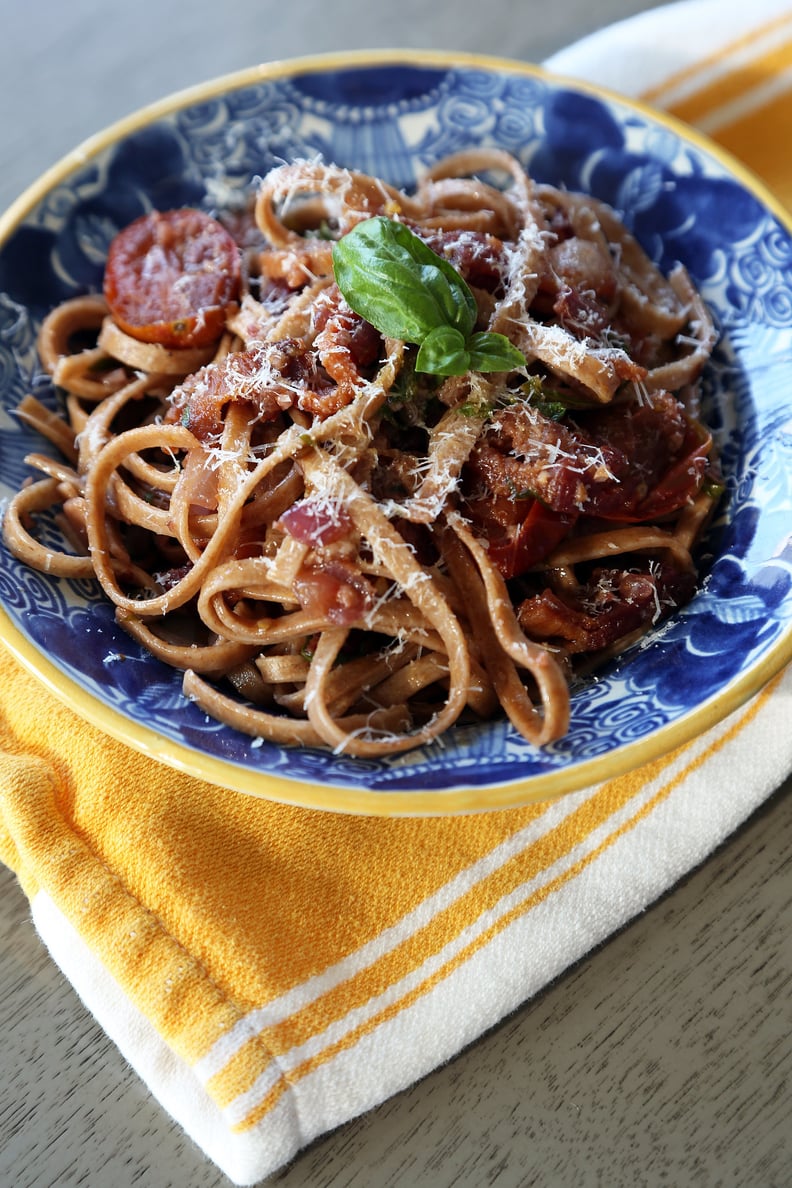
[2,2,790,1185]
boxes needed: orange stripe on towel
[643,16,792,210]
[642,12,792,109]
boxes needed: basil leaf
[333,251,440,342]
[332,217,477,341]
[466,332,526,374]
[416,326,470,376]
[331,215,527,380]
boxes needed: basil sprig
[332,216,525,377]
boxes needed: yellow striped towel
[2,2,792,1182]
[546,0,792,210]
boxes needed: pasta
[3,151,721,757]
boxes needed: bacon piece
[517,563,696,653]
[464,404,627,520]
[552,284,613,339]
[168,340,304,440]
[465,391,708,531]
[582,391,711,521]
[421,228,508,292]
[463,391,711,579]
[530,225,618,338]
[301,286,383,419]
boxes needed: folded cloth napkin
[2,2,792,1183]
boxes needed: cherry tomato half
[103,208,241,349]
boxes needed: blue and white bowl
[0,51,790,814]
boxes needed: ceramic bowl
[1,51,790,813]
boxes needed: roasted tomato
[484,500,576,580]
[582,394,712,522]
[104,208,241,348]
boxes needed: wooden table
[2,2,790,1184]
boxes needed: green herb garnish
[521,374,588,416]
[505,477,537,501]
[533,399,568,422]
[702,475,726,500]
[332,216,525,378]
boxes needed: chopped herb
[521,374,586,415]
[702,475,726,499]
[458,396,496,418]
[505,477,536,501]
[534,400,568,422]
